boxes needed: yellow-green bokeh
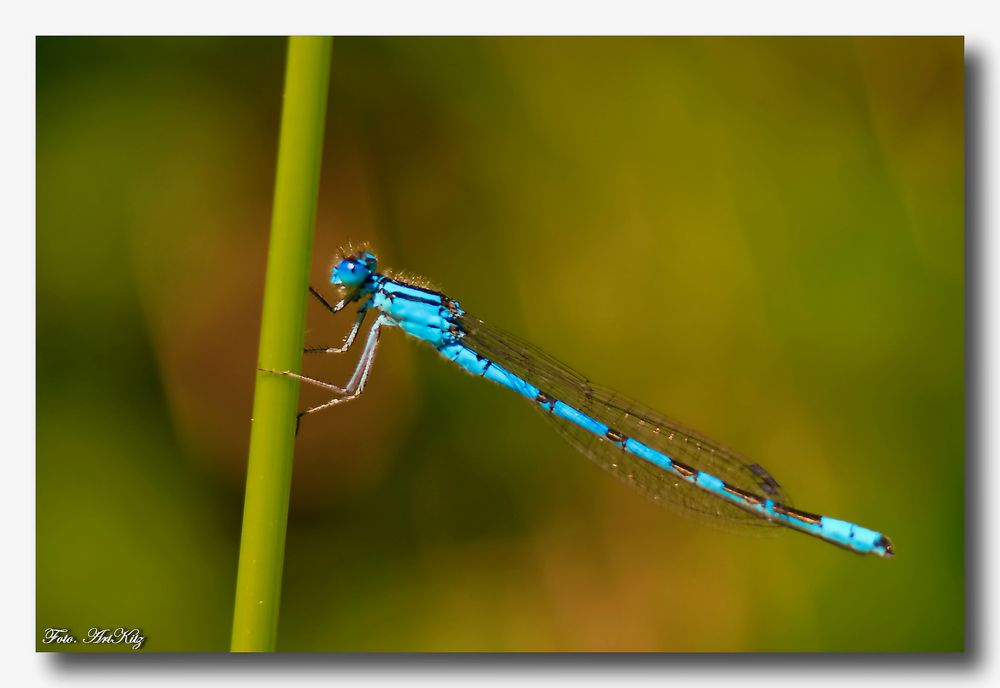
[37,37,963,651]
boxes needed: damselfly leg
[260,314,388,418]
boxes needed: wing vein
[457,314,791,528]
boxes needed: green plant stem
[231,36,332,653]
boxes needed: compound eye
[331,256,372,288]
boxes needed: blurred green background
[37,37,963,652]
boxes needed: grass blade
[231,36,333,653]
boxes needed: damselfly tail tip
[876,535,894,558]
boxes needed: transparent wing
[458,314,791,528]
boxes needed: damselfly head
[331,251,378,289]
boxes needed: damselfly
[264,248,894,557]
